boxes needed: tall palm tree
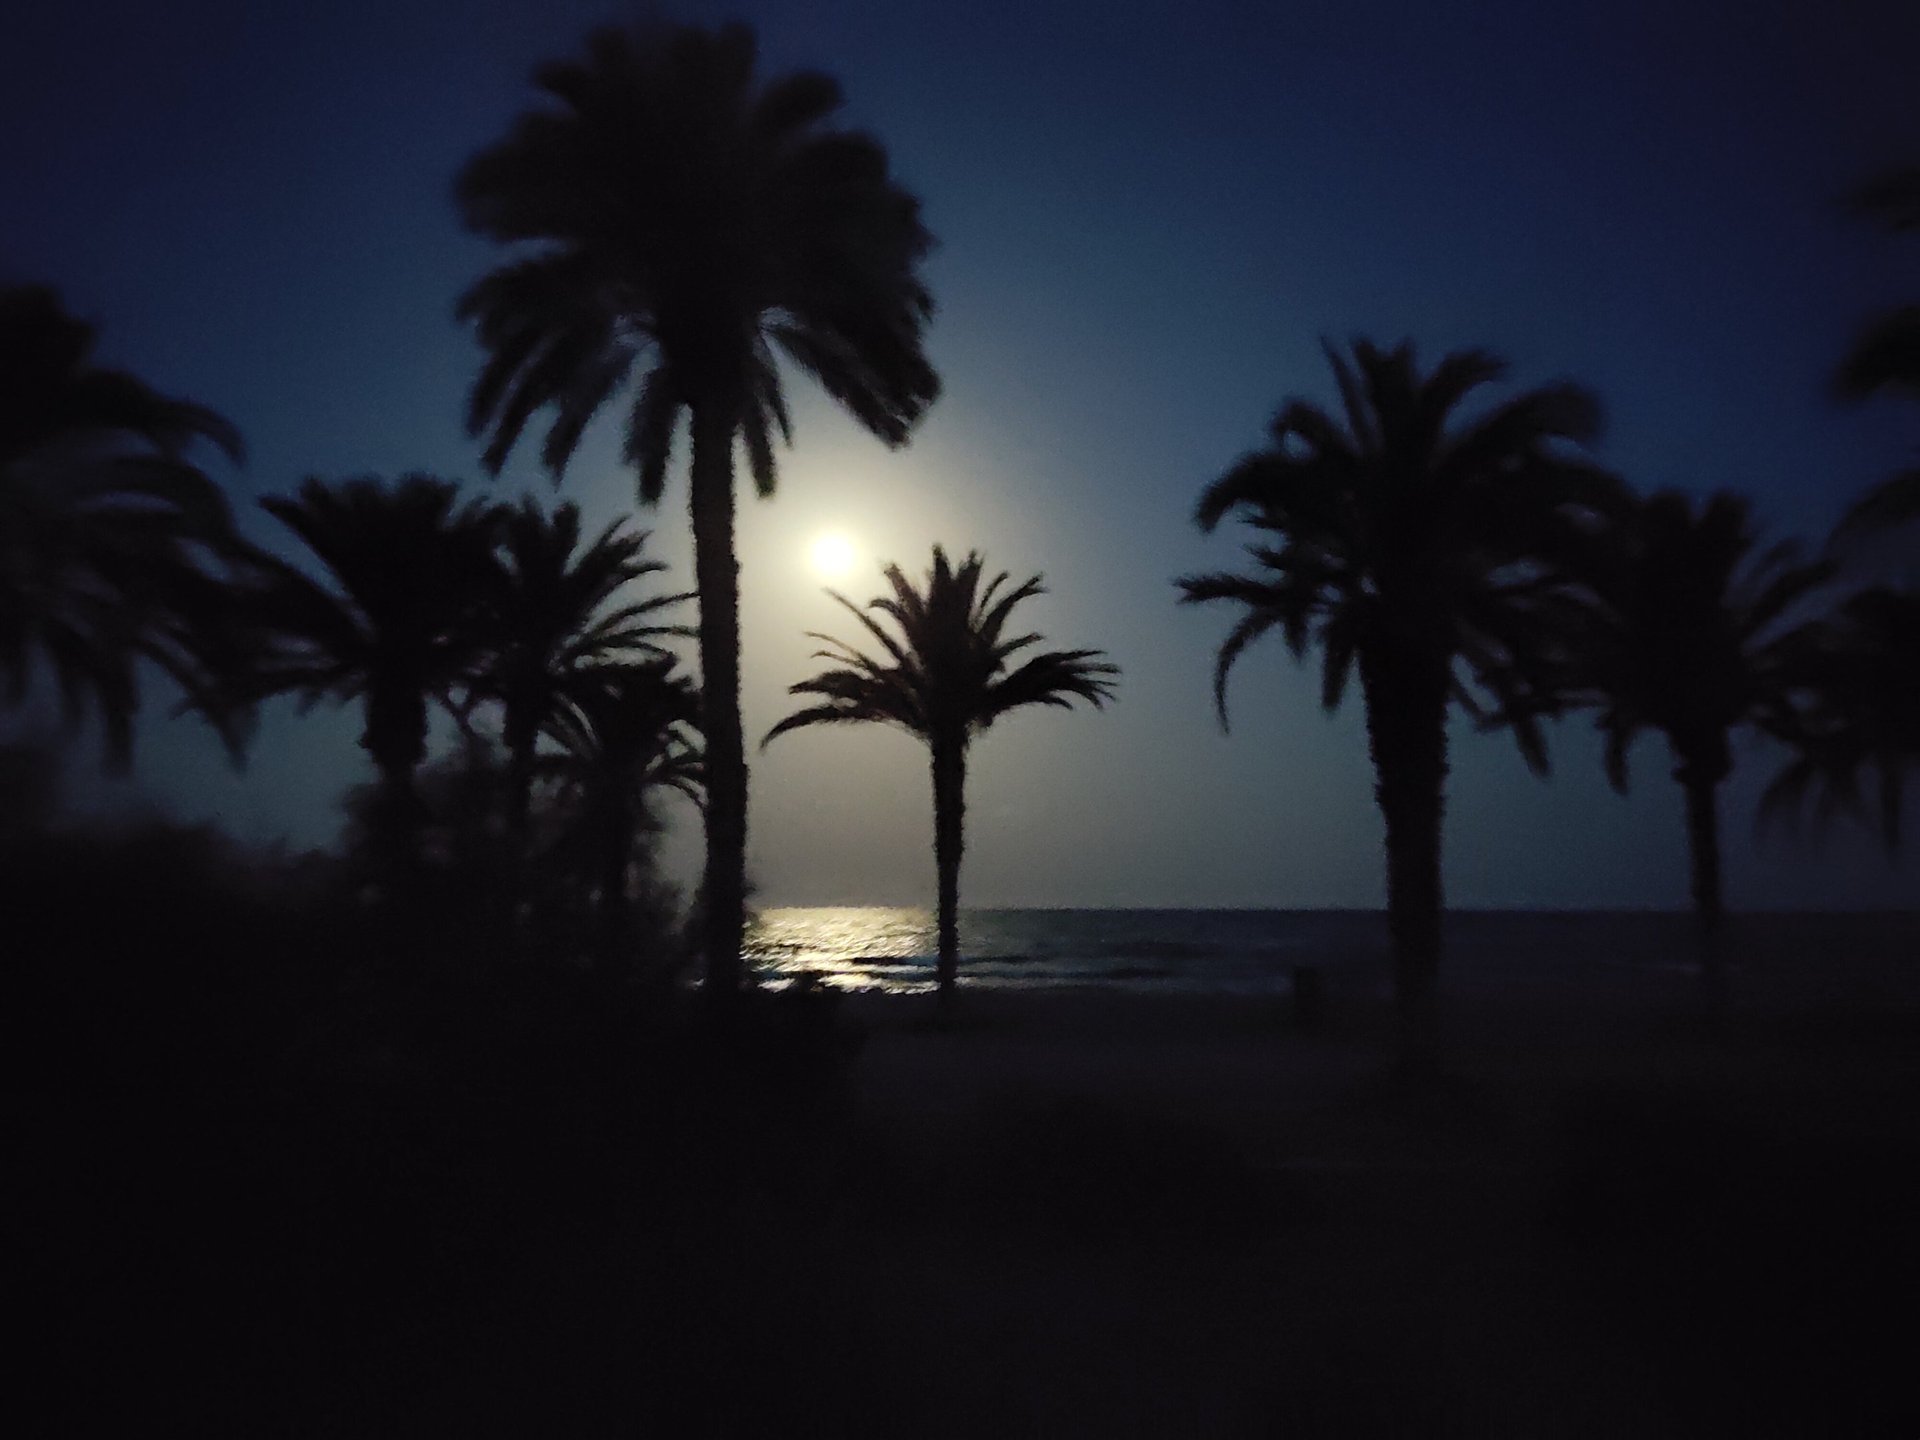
[1762,584,1920,852]
[0,285,248,768]
[765,547,1116,1003]
[482,498,689,850]
[457,20,939,997]
[1177,339,1617,1076]
[1571,491,1833,980]
[1835,166,1920,542]
[542,659,703,969]
[240,475,501,875]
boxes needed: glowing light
[808,531,859,581]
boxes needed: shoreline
[748,909,1920,1007]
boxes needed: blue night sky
[6,0,1916,908]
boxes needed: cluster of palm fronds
[0,286,250,768]
[764,547,1119,1001]
[2,20,1912,1056]
[1171,180,1916,1061]
[0,285,702,965]
[230,478,700,904]
[234,479,703,964]
[1179,331,1915,1066]
[453,20,941,996]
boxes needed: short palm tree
[1762,584,1919,852]
[0,285,248,768]
[240,475,501,875]
[457,20,939,996]
[765,547,1116,1003]
[542,659,703,969]
[1178,339,1617,1075]
[1570,491,1833,977]
[1835,166,1920,541]
[482,498,689,850]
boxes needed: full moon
[808,531,859,581]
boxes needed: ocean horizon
[745,906,1920,996]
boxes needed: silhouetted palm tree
[457,20,939,996]
[241,475,501,875]
[0,285,248,767]
[1836,166,1920,541]
[482,498,689,850]
[1763,584,1920,852]
[1571,491,1833,981]
[766,547,1116,1003]
[337,729,513,883]
[542,659,703,969]
[1178,339,1617,1075]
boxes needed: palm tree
[1835,166,1920,541]
[240,475,501,876]
[765,547,1116,1003]
[456,20,939,997]
[542,659,703,970]
[1177,339,1617,1076]
[1763,584,1920,852]
[0,285,248,768]
[1570,491,1833,983]
[481,498,689,851]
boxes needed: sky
[5,0,1917,909]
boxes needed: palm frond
[1848,167,1920,232]
[1834,469,1920,546]
[0,285,249,769]
[1211,606,1289,730]
[625,369,682,505]
[1181,338,1608,769]
[1836,306,1920,402]
[982,649,1118,723]
[456,19,938,516]
[1192,451,1287,531]
[767,545,1115,749]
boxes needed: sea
[744,906,1920,997]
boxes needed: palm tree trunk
[930,735,967,1005]
[689,401,747,1000]
[1360,652,1450,1082]
[505,699,536,858]
[363,687,428,900]
[1681,767,1727,1008]
[598,806,631,977]
[372,764,420,896]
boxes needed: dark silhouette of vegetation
[332,703,699,974]
[6,111,1919,1432]
[1764,584,1920,852]
[0,285,250,766]
[480,499,689,855]
[541,659,703,973]
[1565,491,1833,987]
[8,752,867,1435]
[767,546,1116,1004]
[457,19,940,998]
[1835,165,1920,542]
[339,727,514,883]
[1767,165,1920,867]
[1178,339,1619,1076]
[236,474,502,882]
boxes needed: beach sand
[748,956,1920,1436]
[42,913,1914,1435]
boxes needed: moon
[808,531,859,581]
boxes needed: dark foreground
[20,862,1920,1436]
